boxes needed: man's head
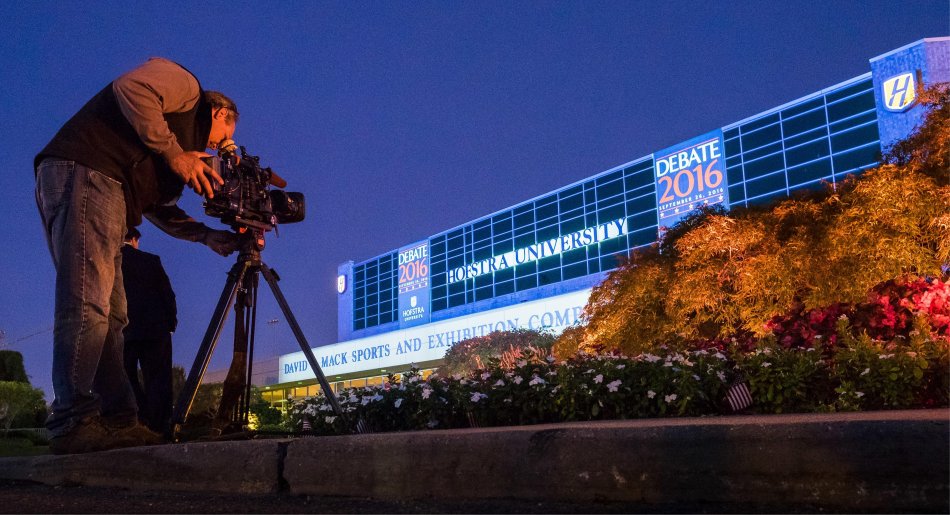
[124,227,141,249]
[205,91,239,151]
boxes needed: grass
[0,434,50,457]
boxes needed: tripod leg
[170,260,250,438]
[258,263,351,425]
[211,274,252,435]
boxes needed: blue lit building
[268,37,949,402]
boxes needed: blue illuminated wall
[338,37,949,343]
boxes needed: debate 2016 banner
[653,129,729,231]
[397,241,431,327]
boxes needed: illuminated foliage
[560,86,950,355]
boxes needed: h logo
[882,72,917,112]
[410,296,418,308]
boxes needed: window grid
[353,78,883,330]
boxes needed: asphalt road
[0,480,836,514]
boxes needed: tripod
[170,234,348,439]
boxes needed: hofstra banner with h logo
[653,129,729,231]
[397,241,431,327]
[447,218,628,284]
[280,288,591,383]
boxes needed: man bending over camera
[35,57,240,454]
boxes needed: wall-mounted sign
[398,241,430,326]
[336,274,347,294]
[447,218,628,284]
[882,72,917,112]
[280,288,591,383]
[654,130,728,231]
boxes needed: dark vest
[36,72,211,228]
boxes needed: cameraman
[35,57,239,454]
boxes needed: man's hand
[168,151,223,198]
[202,229,240,257]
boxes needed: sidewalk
[1,410,947,513]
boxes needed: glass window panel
[787,158,833,187]
[432,297,446,311]
[560,216,585,234]
[624,170,653,191]
[747,190,788,206]
[475,286,493,301]
[824,79,871,103]
[832,145,880,174]
[538,254,560,272]
[781,96,825,118]
[538,269,561,286]
[562,247,586,265]
[597,204,626,224]
[559,193,583,212]
[727,164,744,185]
[723,127,739,140]
[629,227,658,248]
[826,91,875,122]
[587,258,601,274]
[584,187,596,205]
[830,123,879,153]
[625,194,656,215]
[379,311,393,324]
[785,139,830,167]
[448,280,465,295]
[513,210,534,229]
[494,280,514,297]
[514,233,535,248]
[596,179,624,200]
[741,123,782,152]
[600,253,623,271]
[536,225,559,242]
[725,138,741,158]
[516,261,537,277]
[473,224,491,243]
[728,183,745,204]
[785,127,828,149]
[596,170,623,185]
[782,108,827,137]
[743,153,785,179]
[744,141,783,162]
[535,202,558,221]
[741,113,780,132]
[495,267,514,282]
[599,237,625,255]
[744,171,787,199]
[492,217,512,235]
[562,261,587,280]
[448,293,466,308]
[515,275,537,291]
[628,211,656,231]
[492,239,513,255]
[475,272,493,288]
[829,110,876,134]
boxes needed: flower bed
[290,331,948,435]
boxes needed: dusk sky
[1,1,947,399]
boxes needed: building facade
[266,37,949,405]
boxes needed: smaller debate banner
[653,129,729,232]
[398,241,431,327]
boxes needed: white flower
[606,380,622,393]
[585,369,595,374]
[879,354,895,359]
[480,372,492,380]
[546,355,556,363]
[716,371,727,382]
[361,397,371,406]
[692,374,700,381]
[643,353,662,363]
[663,362,673,367]
[426,420,440,428]
[394,398,403,408]
[517,360,527,368]
[616,364,626,370]
[856,392,865,398]
[513,375,523,385]
[470,392,488,403]
[529,376,546,386]
[665,394,678,403]
[593,374,604,384]
[860,368,870,376]
[761,362,772,368]
[408,375,420,383]
[325,416,337,424]
[647,390,656,399]
[452,374,463,381]
[493,379,505,387]
[421,387,432,400]
[713,352,726,360]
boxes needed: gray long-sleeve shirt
[112,57,200,165]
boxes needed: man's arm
[112,57,200,164]
[113,57,221,197]
[145,203,239,256]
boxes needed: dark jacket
[121,245,177,341]
[36,68,211,228]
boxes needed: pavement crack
[277,441,290,492]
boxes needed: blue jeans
[35,159,137,436]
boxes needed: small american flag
[724,381,753,412]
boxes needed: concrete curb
[1,410,947,511]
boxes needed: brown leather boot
[48,417,140,455]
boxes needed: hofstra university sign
[446,218,628,284]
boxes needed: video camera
[203,140,305,232]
